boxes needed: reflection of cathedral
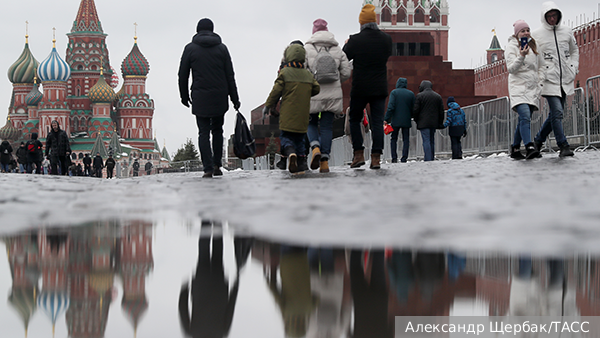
[0,0,170,172]
[2,220,154,337]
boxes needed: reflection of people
[266,246,318,337]
[387,250,415,304]
[179,221,250,338]
[348,249,393,338]
[532,2,578,157]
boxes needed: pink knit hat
[312,19,328,34]
[513,20,529,36]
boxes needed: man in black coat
[105,154,116,179]
[132,159,140,177]
[15,142,28,173]
[26,133,43,174]
[92,152,104,178]
[343,4,392,170]
[45,120,71,175]
[178,18,240,179]
[413,80,445,161]
[82,153,92,176]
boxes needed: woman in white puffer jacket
[507,20,545,160]
[305,19,352,173]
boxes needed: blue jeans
[0,163,8,172]
[420,128,436,161]
[390,127,410,162]
[195,115,224,173]
[512,104,533,146]
[535,95,568,147]
[349,96,386,154]
[307,111,334,160]
[280,131,306,156]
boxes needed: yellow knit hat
[359,4,377,25]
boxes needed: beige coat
[305,31,352,115]
[506,36,545,110]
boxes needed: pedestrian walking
[145,161,153,175]
[132,159,140,177]
[45,120,71,175]
[507,19,544,160]
[305,18,352,173]
[413,81,445,161]
[178,18,241,178]
[82,153,92,176]
[443,97,467,160]
[384,77,415,163]
[263,43,320,174]
[0,140,13,173]
[105,154,116,179]
[15,142,28,173]
[42,156,50,175]
[26,133,43,174]
[93,152,104,178]
[532,1,579,157]
[343,4,392,169]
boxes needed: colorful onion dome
[0,117,21,141]
[89,71,116,103]
[110,66,119,88]
[7,39,39,84]
[37,41,71,82]
[37,290,69,326]
[25,81,43,106]
[121,40,149,77]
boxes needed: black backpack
[26,141,38,154]
[233,110,255,160]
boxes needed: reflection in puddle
[1,220,599,337]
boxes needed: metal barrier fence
[586,76,600,149]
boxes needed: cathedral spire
[71,0,104,34]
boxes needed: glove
[262,106,270,116]
[234,101,241,110]
[181,97,191,108]
[463,130,467,138]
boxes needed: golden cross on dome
[492,28,496,35]
[134,22,138,43]
[52,27,56,47]
[25,21,29,42]
[100,55,104,74]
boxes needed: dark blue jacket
[444,101,467,137]
[384,78,415,129]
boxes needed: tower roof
[70,0,104,34]
[0,116,21,141]
[121,41,149,77]
[487,34,502,51]
[37,41,71,82]
[108,129,122,155]
[25,81,43,106]
[89,72,116,103]
[90,132,108,157]
[8,39,39,84]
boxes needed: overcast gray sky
[0,0,597,156]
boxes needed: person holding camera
[507,20,544,160]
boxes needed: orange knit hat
[359,4,377,25]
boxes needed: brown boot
[319,160,330,173]
[370,153,381,169]
[310,146,321,170]
[350,150,365,168]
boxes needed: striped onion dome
[0,117,21,141]
[110,66,119,88]
[37,42,71,82]
[25,81,43,106]
[37,290,69,325]
[7,40,39,84]
[88,72,116,103]
[121,41,149,76]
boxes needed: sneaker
[525,143,540,160]
[310,147,321,170]
[319,160,330,173]
[298,156,308,172]
[288,153,298,173]
[202,171,213,178]
[276,157,287,170]
[213,167,223,176]
[510,145,525,160]
[559,144,574,157]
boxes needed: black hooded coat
[178,30,239,117]
[413,81,445,130]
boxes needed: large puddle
[1,220,598,337]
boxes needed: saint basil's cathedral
[0,0,171,173]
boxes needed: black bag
[233,110,255,159]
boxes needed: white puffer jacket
[305,31,352,114]
[506,35,544,110]
[532,1,579,96]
